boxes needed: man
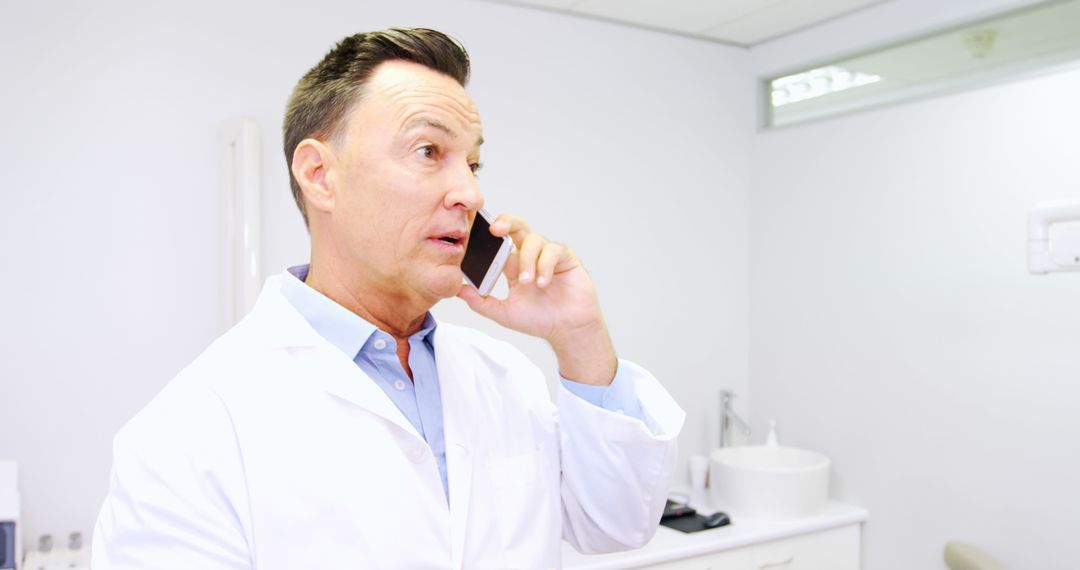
[92,28,684,569]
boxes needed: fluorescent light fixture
[770,66,882,107]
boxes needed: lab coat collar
[242,275,421,440]
[242,275,326,349]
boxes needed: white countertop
[562,499,868,570]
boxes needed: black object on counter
[659,500,732,533]
[703,512,731,529]
[661,499,696,520]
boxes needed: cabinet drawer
[645,547,752,570]
[750,525,860,570]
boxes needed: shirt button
[373,338,387,350]
[394,379,406,391]
[409,446,426,463]
[616,409,625,415]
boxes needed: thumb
[457,284,510,326]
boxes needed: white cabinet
[562,502,868,570]
[644,547,751,570]
[749,525,859,570]
[635,524,860,570]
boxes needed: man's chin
[423,270,465,301]
[435,279,465,300]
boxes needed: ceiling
[478,0,891,46]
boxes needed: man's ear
[291,139,337,216]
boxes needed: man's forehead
[364,61,481,125]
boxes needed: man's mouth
[429,230,467,250]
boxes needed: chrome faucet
[719,390,751,448]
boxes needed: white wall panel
[749,61,1080,570]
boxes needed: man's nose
[444,162,484,212]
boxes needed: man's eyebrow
[403,117,484,147]
[405,117,455,138]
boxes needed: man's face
[327,60,484,305]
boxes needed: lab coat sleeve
[558,359,685,554]
[91,382,252,570]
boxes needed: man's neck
[303,261,430,341]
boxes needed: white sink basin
[709,444,830,520]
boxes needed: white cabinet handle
[757,555,794,569]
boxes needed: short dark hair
[283,28,471,226]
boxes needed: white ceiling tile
[492,0,585,9]
[478,0,891,46]
[570,0,782,35]
[703,0,888,45]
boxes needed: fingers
[518,237,574,288]
[457,284,510,327]
[490,213,577,288]
[502,249,520,286]
[516,233,545,284]
[491,213,531,250]
[535,242,565,287]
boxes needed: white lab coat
[92,275,685,569]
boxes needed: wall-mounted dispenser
[1028,199,1080,275]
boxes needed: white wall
[749,16,1080,570]
[0,0,752,546]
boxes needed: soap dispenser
[765,419,779,447]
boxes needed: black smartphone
[461,209,512,296]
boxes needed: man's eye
[469,162,483,175]
[416,145,437,159]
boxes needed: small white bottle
[765,419,779,446]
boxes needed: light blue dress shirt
[280,265,643,501]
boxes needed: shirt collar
[280,264,437,359]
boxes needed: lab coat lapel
[249,276,421,440]
[296,346,421,439]
[434,325,479,569]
